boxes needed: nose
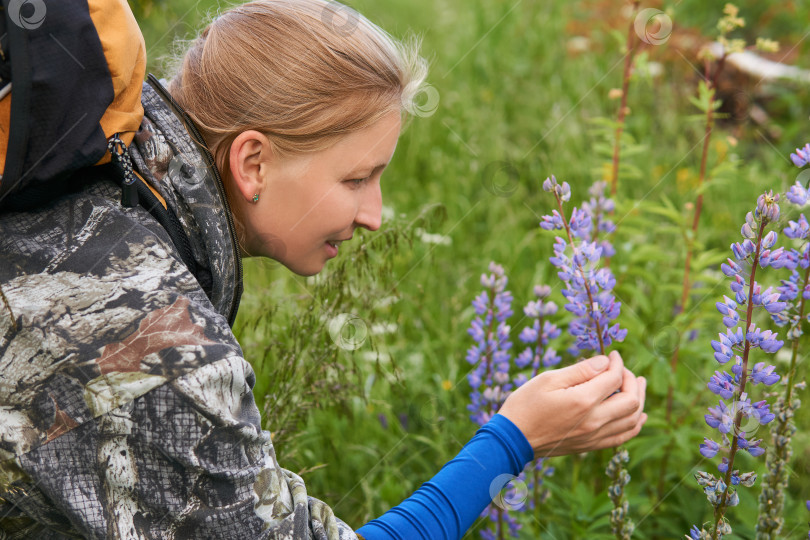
[355,180,382,232]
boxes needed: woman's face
[242,111,401,275]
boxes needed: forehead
[329,112,401,172]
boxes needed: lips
[327,236,353,249]
[325,236,352,258]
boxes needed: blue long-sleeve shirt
[357,414,534,540]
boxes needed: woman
[0,0,646,538]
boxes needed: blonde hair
[168,0,428,223]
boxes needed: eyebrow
[349,162,389,177]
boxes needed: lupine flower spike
[515,285,560,509]
[756,156,810,539]
[466,262,521,539]
[467,262,514,427]
[540,177,627,353]
[691,192,786,540]
[582,180,617,257]
[541,176,632,540]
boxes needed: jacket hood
[130,79,243,326]
[0,0,145,208]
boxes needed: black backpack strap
[105,133,199,281]
[130,175,200,281]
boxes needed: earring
[252,193,259,203]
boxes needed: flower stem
[610,0,640,197]
[555,195,606,355]
[532,313,545,378]
[659,52,728,498]
[668,54,726,419]
[711,219,765,539]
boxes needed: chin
[280,259,326,277]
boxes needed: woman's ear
[229,130,273,202]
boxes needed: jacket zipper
[146,74,243,327]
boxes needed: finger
[601,412,647,449]
[568,352,624,402]
[590,376,642,426]
[587,413,647,452]
[592,379,647,440]
[543,354,612,390]
[592,406,642,440]
[605,367,640,406]
[619,367,637,395]
[637,376,647,414]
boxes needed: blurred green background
[133,0,810,537]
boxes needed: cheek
[318,192,359,226]
[265,183,359,249]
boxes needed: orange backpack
[0,0,145,210]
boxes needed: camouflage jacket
[0,80,358,540]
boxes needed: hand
[498,350,647,458]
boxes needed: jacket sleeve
[2,334,359,540]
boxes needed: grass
[134,0,810,536]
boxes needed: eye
[345,176,370,188]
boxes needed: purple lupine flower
[479,505,521,540]
[770,199,810,340]
[790,142,810,168]
[513,286,559,511]
[689,525,706,539]
[700,438,721,458]
[542,176,632,539]
[750,399,775,424]
[786,180,808,205]
[541,177,627,353]
[466,262,514,428]
[708,370,736,399]
[581,180,617,257]
[750,362,780,385]
[466,263,522,539]
[785,214,810,239]
[515,287,561,374]
[695,193,786,538]
[705,401,734,434]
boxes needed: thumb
[546,354,610,390]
